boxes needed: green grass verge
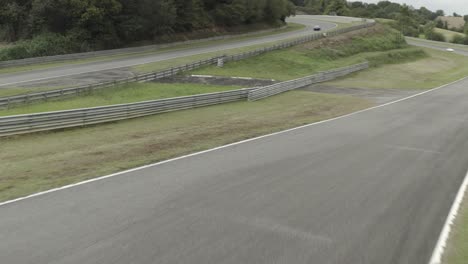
[444,192,468,264]
[0,82,241,116]
[326,48,468,90]
[375,18,395,24]
[131,22,366,73]
[0,23,305,75]
[189,25,411,81]
[434,28,465,43]
[0,43,8,50]
[0,90,373,202]
[0,86,71,98]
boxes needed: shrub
[427,31,445,42]
[0,33,79,61]
[366,48,428,67]
[310,28,406,60]
[451,35,466,44]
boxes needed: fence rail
[0,62,369,137]
[0,57,221,109]
[0,89,253,137]
[248,62,369,101]
[0,21,376,109]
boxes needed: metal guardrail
[0,89,253,137]
[0,21,376,109]
[248,62,369,101]
[0,57,221,109]
[0,63,369,137]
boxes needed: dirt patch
[156,75,277,87]
[301,84,419,104]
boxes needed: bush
[451,35,468,45]
[311,28,406,60]
[0,33,79,61]
[451,35,466,44]
[427,31,445,42]
[366,48,428,67]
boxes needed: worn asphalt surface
[1,76,468,263]
[0,15,344,88]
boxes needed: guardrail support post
[217,57,225,68]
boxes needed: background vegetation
[2,0,468,61]
[0,0,296,60]
[296,1,468,43]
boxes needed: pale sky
[362,0,468,16]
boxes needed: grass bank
[444,191,468,264]
[190,24,420,81]
[131,22,366,74]
[326,48,468,90]
[434,28,465,43]
[0,82,240,116]
[0,91,372,201]
[0,86,71,98]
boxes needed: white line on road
[428,170,468,264]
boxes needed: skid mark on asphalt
[384,144,442,155]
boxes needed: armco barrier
[248,62,369,101]
[0,89,253,137]
[0,56,221,109]
[0,21,376,109]
[0,63,368,137]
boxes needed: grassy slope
[131,21,363,74]
[0,91,372,201]
[0,23,306,75]
[445,191,468,264]
[0,86,71,98]
[434,28,465,42]
[189,48,424,81]
[0,82,241,116]
[326,48,468,90]
[190,25,422,81]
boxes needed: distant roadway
[1,76,468,263]
[407,37,468,56]
[0,15,349,88]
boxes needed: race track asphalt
[407,37,468,57]
[1,77,468,264]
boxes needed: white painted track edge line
[428,170,468,264]
[0,76,466,208]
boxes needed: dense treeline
[0,0,295,58]
[296,0,468,43]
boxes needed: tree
[0,0,298,56]
[396,5,418,36]
[435,9,444,17]
[324,0,349,16]
[0,1,27,41]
